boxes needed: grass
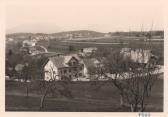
[5,79,163,112]
[5,95,131,112]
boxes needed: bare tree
[21,64,30,97]
[87,61,107,91]
[32,65,73,110]
[38,65,58,110]
[104,50,159,112]
[88,48,160,112]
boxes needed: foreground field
[5,79,163,112]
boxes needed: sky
[5,0,164,33]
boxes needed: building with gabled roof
[43,55,84,81]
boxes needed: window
[64,69,67,74]
[74,67,77,71]
[45,70,49,73]
[73,62,76,65]
[73,74,77,77]
[69,63,72,66]
[79,73,82,77]
[45,70,49,74]
[58,70,61,74]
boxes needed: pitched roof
[49,54,82,68]
[49,56,65,68]
[64,56,72,64]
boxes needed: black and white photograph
[2,0,165,114]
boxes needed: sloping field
[5,79,163,112]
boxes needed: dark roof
[49,55,82,68]
[49,56,65,68]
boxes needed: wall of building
[44,60,59,81]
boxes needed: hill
[6,30,164,40]
[6,30,105,39]
[51,30,105,37]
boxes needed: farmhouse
[44,55,85,81]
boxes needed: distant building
[120,48,154,64]
[22,40,36,47]
[79,47,97,57]
[20,45,48,55]
[104,33,111,38]
[6,38,14,42]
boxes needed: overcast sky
[6,0,163,33]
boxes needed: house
[6,38,14,42]
[43,55,84,81]
[104,33,111,38]
[20,45,48,55]
[29,46,48,55]
[79,47,97,57]
[120,48,152,64]
[22,40,36,47]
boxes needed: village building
[43,55,85,81]
[120,48,153,64]
[104,33,111,38]
[27,53,103,81]
[79,47,97,57]
[6,38,14,42]
[20,45,48,56]
[22,40,36,47]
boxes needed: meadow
[5,78,163,112]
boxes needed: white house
[43,55,84,81]
[22,40,36,47]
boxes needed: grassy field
[5,78,163,112]
[36,38,164,65]
[36,38,163,52]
